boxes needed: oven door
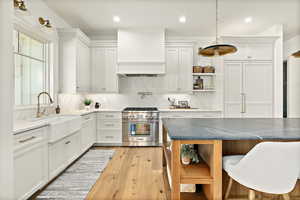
[125,120,157,142]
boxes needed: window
[13,30,50,106]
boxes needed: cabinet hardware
[65,141,71,144]
[84,117,91,120]
[241,93,246,113]
[19,136,36,143]
[105,115,114,118]
[105,136,114,139]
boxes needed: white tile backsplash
[58,76,222,112]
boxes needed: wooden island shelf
[163,130,222,200]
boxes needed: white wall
[284,35,300,59]
[0,0,14,199]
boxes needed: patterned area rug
[36,149,115,200]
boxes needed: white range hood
[117,29,165,75]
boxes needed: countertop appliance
[122,107,159,146]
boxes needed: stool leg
[224,177,233,200]
[249,189,255,200]
[282,193,290,200]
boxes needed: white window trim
[13,16,58,109]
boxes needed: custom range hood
[117,29,166,76]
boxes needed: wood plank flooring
[86,147,168,200]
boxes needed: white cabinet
[91,47,119,93]
[96,112,122,143]
[224,61,273,118]
[165,47,193,92]
[222,36,275,61]
[77,40,91,92]
[49,131,81,180]
[14,127,48,200]
[81,113,96,152]
[58,28,91,93]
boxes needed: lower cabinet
[81,113,96,151]
[14,127,48,200]
[96,112,122,144]
[49,131,81,180]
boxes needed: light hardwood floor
[86,147,168,200]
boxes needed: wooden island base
[162,126,300,200]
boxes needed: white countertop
[14,108,222,134]
[14,120,49,134]
[158,108,222,112]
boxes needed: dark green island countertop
[162,118,300,140]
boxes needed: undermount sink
[28,115,82,142]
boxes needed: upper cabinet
[164,46,193,92]
[91,41,119,93]
[58,28,91,93]
[222,36,277,61]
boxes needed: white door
[224,62,243,117]
[243,62,273,117]
[77,40,90,92]
[178,48,193,92]
[165,48,179,92]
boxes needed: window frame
[13,28,52,108]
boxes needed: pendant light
[198,0,237,57]
[292,50,300,58]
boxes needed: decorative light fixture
[14,0,27,12]
[198,0,237,57]
[292,50,300,58]
[39,17,52,28]
[179,16,186,24]
[113,16,120,23]
[244,16,253,23]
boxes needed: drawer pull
[19,136,36,143]
[84,117,91,120]
[105,136,114,139]
[65,141,71,145]
[105,115,114,118]
[106,123,115,127]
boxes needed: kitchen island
[162,118,300,200]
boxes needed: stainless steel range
[122,107,159,146]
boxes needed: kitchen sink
[28,115,82,142]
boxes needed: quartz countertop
[159,108,222,112]
[162,118,300,140]
[13,109,122,134]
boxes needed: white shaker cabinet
[81,113,96,152]
[58,28,91,93]
[224,61,273,118]
[96,112,122,143]
[91,47,119,93]
[14,127,48,200]
[165,47,193,92]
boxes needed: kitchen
[0,0,300,200]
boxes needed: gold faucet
[37,92,54,118]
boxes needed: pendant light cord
[216,0,219,44]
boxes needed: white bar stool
[223,142,300,200]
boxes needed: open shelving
[162,127,222,200]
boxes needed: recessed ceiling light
[179,16,186,23]
[113,16,120,23]
[244,17,253,23]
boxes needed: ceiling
[44,0,300,40]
